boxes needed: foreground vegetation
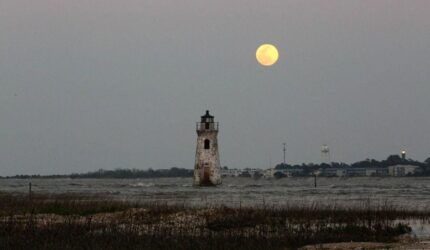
[1,192,429,249]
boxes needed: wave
[130,182,155,187]
[244,184,263,188]
[68,183,84,186]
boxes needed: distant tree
[319,163,331,169]
[382,155,404,167]
[370,159,382,167]
[274,163,292,169]
[331,162,340,168]
[351,160,372,168]
[330,162,349,168]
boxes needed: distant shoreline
[1,175,429,179]
[2,154,429,178]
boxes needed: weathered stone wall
[194,130,221,186]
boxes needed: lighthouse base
[193,165,221,186]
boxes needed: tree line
[2,167,193,179]
[2,155,430,179]
[274,155,430,176]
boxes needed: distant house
[221,168,264,178]
[388,165,419,176]
[346,168,367,176]
[221,168,240,177]
[320,168,388,177]
[243,168,259,176]
[364,168,388,176]
[319,168,346,177]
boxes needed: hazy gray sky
[1,1,429,175]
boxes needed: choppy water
[1,177,430,209]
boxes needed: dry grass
[0,192,429,249]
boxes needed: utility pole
[29,182,32,201]
[283,143,286,165]
[314,174,317,188]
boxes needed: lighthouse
[194,110,221,186]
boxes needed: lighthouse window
[205,123,210,129]
[204,139,210,149]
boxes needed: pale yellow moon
[256,44,279,66]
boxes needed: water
[1,177,430,209]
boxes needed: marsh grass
[0,192,135,216]
[0,192,428,249]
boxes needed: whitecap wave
[130,182,155,187]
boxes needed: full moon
[256,44,279,66]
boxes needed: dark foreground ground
[0,192,429,249]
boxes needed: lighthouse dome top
[201,110,214,119]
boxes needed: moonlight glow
[256,44,279,66]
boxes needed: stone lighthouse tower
[194,110,221,186]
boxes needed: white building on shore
[388,165,419,176]
[220,168,240,177]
